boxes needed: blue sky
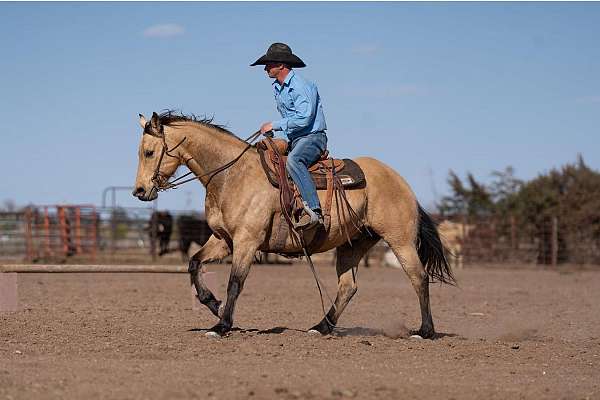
[1,2,599,212]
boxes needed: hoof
[207,322,231,337]
[205,331,221,338]
[409,334,423,340]
[307,329,322,336]
[308,320,334,335]
[415,327,435,339]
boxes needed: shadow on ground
[189,325,457,340]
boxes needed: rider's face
[265,63,283,78]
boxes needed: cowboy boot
[295,202,324,231]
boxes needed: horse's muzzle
[132,186,158,201]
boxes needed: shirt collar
[272,69,295,90]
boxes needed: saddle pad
[257,146,366,190]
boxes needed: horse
[132,111,454,337]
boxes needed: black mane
[152,110,241,140]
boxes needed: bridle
[149,125,187,190]
[146,123,263,192]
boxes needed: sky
[1,2,599,212]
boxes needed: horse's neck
[174,123,249,190]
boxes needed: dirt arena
[1,262,599,400]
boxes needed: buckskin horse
[132,111,454,337]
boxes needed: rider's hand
[260,122,273,135]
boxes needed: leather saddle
[256,138,365,190]
[256,137,366,254]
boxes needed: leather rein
[148,127,263,192]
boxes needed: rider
[251,42,328,230]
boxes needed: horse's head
[132,112,181,201]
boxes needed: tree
[438,158,600,264]
[438,171,494,218]
[489,166,523,217]
[501,155,600,263]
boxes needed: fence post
[510,215,517,250]
[75,207,82,255]
[58,206,68,258]
[551,216,558,267]
[25,208,33,263]
[111,209,116,254]
[87,208,96,262]
[43,206,51,258]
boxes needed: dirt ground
[1,262,599,400]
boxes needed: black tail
[417,203,456,285]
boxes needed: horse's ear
[151,112,160,129]
[148,112,163,137]
[139,114,147,129]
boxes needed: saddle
[256,137,365,253]
[256,139,365,190]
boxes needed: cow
[149,211,173,256]
[176,214,212,261]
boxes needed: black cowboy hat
[250,43,306,68]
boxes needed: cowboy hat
[250,43,306,68]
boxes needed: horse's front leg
[189,234,231,317]
[207,236,259,337]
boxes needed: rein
[150,129,263,191]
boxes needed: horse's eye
[144,150,154,158]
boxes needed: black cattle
[176,214,212,260]
[149,211,173,256]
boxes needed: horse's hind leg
[309,233,380,335]
[387,242,435,338]
[189,234,231,317]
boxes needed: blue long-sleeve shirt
[271,70,327,141]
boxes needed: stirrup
[294,205,324,231]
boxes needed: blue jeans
[286,132,327,211]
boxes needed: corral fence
[3,206,599,267]
[0,206,98,263]
[0,205,211,264]
[440,214,600,266]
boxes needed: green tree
[438,158,600,264]
[489,166,523,217]
[438,171,494,217]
